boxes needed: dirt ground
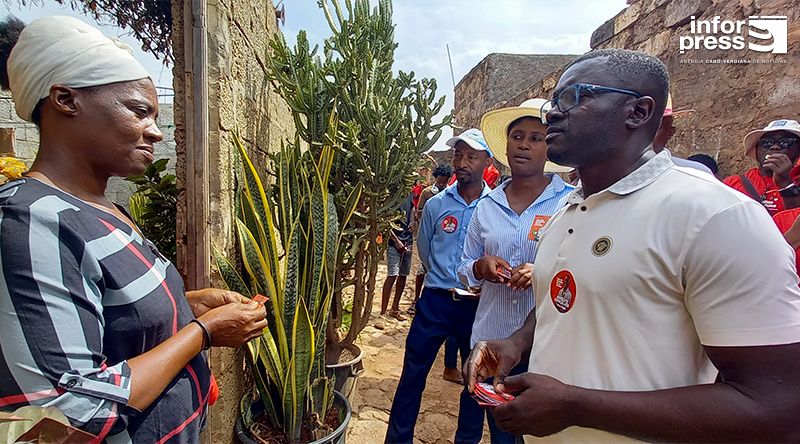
[345,254,491,443]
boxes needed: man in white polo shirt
[464,48,800,443]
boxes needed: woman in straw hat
[455,98,574,443]
[0,16,266,442]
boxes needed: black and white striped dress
[0,178,210,443]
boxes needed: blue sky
[284,0,628,86]
[2,0,629,149]
[283,0,629,150]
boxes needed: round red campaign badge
[441,215,458,233]
[550,270,576,313]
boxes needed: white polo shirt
[526,150,800,443]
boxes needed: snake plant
[215,126,361,441]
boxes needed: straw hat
[743,119,800,159]
[481,98,572,173]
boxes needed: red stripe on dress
[0,388,63,407]
[185,363,205,406]
[99,219,178,334]
[98,219,209,441]
[154,368,211,444]
[91,375,121,444]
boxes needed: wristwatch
[779,183,800,198]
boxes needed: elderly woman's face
[75,78,163,177]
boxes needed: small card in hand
[496,265,512,280]
[472,382,515,407]
[253,294,269,315]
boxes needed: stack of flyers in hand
[496,265,512,280]
[472,382,515,407]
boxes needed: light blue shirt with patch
[418,182,492,291]
[457,175,574,347]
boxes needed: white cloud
[387,0,628,150]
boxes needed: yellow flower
[0,157,28,180]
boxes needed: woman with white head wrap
[0,16,266,442]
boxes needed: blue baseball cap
[446,128,493,157]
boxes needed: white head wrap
[7,16,150,122]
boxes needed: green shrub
[126,158,178,264]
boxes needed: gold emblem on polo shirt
[592,237,612,256]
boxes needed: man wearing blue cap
[386,129,494,443]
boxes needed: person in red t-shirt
[448,161,501,189]
[723,119,800,216]
[411,180,425,209]
[774,208,800,280]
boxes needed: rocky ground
[345,259,491,443]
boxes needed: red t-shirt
[773,208,800,279]
[411,184,424,208]
[448,163,501,189]
[483,164,500,189]
[723,167,783,216]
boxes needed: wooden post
[183,0,210,291]
[181,1,212,443]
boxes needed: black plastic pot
[235,391,352,444]
[325,344,364,404]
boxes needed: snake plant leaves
[221,129,354,442]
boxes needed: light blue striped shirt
[458,175,574,347]
[418,182,492,290]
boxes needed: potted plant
[215,128,361,443]
[265,0,450,400]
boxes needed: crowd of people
[0,12,799,444]
[382,49,800,443]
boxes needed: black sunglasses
[757,137,799,150]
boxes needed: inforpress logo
[748,16,787,53]
[679,15,788,54]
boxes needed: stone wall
[595,0,798,177]
[453,53,579,131]
[444,53,578,171]
[503,0,799,177]
[0,91,176,205]
[172,1,294,442]
[0,94,39,161]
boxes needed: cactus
[266,0,451,363]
